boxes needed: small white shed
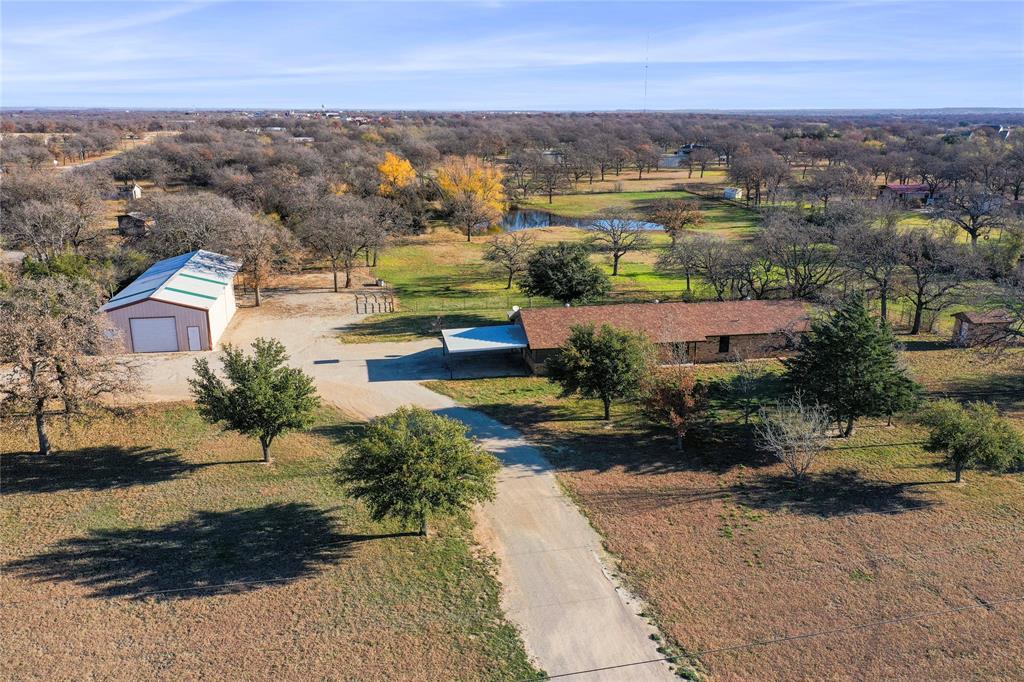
[101,250,240,353]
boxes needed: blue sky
[3,1,1022,110]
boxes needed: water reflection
[501,210,663,232]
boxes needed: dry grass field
[0,404,540,681]
[429,340,1024,681]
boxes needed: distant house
[952,310,1016,347]
[441,300,811,375]
[879,183,931,206]
[114,183,143,201]
[969,125,1013,142]
[289,136,315,144]
[723,187,743,200]
[116,212,154,237]
[101,250,240,353]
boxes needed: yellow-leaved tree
[378,152,416,196]
[435,155,506,241]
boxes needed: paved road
[130,288,675,681]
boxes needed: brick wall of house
[688,332,795,362]
[526,332,800,374]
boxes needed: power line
[519,592,1024,681]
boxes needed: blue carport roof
[441,325,529,354]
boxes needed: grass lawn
[0,404,540,681]
[427,340,1024,680]
[341,223,727,343]
[520,189,757,239]
[547,167,731,194]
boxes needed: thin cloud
[7,2,209,46]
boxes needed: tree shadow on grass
[900,338,954,352]
[1,447,194,495]
[730,468,936,518]
[309,422,366,446]
[470,401,773,476]
[937,371,1024,414]
[5,503,405,600]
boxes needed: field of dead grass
[428,341,1024,681]
[0,404,540,681]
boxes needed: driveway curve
[130,288,675,681]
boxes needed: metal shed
[101,250,241,353]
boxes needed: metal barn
[101,250,241,353]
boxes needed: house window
[718,335,731,354]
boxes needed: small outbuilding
[723,187,743,200]
[114,183,143,201]
[116,211,154,237]
[101,250,240,353]
[951,310,1015,347]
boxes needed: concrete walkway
[130,289,675,680]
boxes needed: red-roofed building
[511,300,811,374]
[880,183,932,206]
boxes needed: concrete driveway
[131,288,675,681]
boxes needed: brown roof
[953,309,1013,325]
[516,300,812,350]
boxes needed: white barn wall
[106,299,211,352]
[207,284,236,347]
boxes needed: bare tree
[585,207,649,276]
[727,243,777,300]
[226,215,297,306]
[296,195,373,291]
[688,234,734,300]
[758,212,842,299]
[657,232,699,292]
[0,277,138,456]
[899,228,976,334]
[137,192,248,258]
[841,222,905,321]
[504,150,541,199]
[929,183,1007,245]
[484,232,535,289]
[801,165,872,210]
[631,143,660,180]
[690,148,717,178]
[756,394,831,480]
[364,195,408,267]
[531,158,572,204]
[2,173,105,261]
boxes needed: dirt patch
[429,348,1024,681]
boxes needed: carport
[440,325,529,377]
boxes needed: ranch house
[441,300,811,375]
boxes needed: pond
[501,209,665,232]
